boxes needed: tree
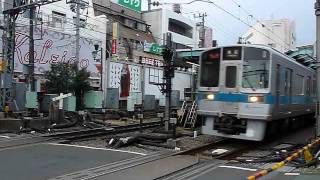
[44,62,91,110]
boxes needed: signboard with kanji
[118,0,141,12]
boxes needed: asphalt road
[0,143,139,180]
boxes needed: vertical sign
[112,39,117,54]
[118,0,141,12]
[112,22,119,55]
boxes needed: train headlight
[206,94,215,100]
[248,96,264,103]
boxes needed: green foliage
[44,62,91,110]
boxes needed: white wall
[143,9,199,48]
[144,67,163,98]
[242,19,296,53]
[172,71,192,100]
[142,66,192,100]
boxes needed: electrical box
[144,95,156,111]
[127,96,135,112]
[12,82,26,111]
[40,94,58,113]
[159,95,165,107]
[84,91,103,108]
[25,91,38,109]
[171,90,180,107]
[127,92,142,111]
[105,88,119,109]
[0,72,12,88]
[63,96,76,112]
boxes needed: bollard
[193,131,197,139]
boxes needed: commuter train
[197,44,316,141]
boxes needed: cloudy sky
[141,0,316,46]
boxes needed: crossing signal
[153,1,160,6]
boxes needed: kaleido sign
[143,42,162,55]
[118,0,141,12]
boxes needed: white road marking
[284,173,300,176]
[219,165,257,172]
[47,143,147,156]
[0,135,10,139]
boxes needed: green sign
[118,0,141,12]
[144,42,162,55]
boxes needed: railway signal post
[162,32,175,132]
[315,0,320,137]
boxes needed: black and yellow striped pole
[247,138,320,180]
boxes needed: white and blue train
[197,44,316,141]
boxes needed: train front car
[197,45,272,141]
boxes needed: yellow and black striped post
[247,138,320,180]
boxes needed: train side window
[307,76,311,96]
[295,74,304,95]
[284,68,293,96]
[313,79,317,96]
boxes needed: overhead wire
[199,0,290,51]
[229,0,292,49]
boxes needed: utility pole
[315,0,320,137]
[148,0,152,11]
[76,0,80,64]
[29,0,35,92]
[194,13,207,48]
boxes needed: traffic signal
[153,1,160,6]
[162,46,173,63]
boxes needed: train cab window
[242,47,270,89]
[225,66,237,88]
[200,49,220,87]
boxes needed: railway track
[0,121,161,149]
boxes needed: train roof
[201,44,316,72]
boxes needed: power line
[201,0,290,51]
[229,0,292,49]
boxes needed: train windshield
[200,49,220,87]
[242,47,270,89]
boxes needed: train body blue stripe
[197,92,316,105]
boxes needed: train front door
[221,63,241,93]
[275,64,281,114]
[220,63,241,114]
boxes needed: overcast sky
[141,0,316,46]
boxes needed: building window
[136,40,143,51]
[168,18,193,38]
[52,11,66,29]
[149,68,161,84]
[125,19,137,29]
[137,23,146,32]
[73,17,86,28]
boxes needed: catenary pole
[315,0,320,137]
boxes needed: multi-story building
[142,8,200,49]
[92,0,193,109]
[241,19,296,53]
[0,0,107,90]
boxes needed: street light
[92,44,103,90]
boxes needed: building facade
[0,0,107,91]
[241,19,296,53]
[142,8,200,49]
[93,1,193,109]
